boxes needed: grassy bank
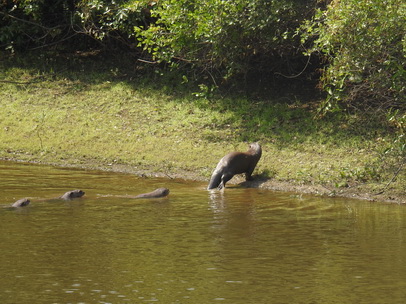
[0,54,404,203]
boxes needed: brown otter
[207,142,262,190]
[11,198,30,208]
[133,188,170,199]
[60,190,85,200]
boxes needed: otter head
[61,189,85,200]
[248,142,262,156]
[11,198,30,208]
[69,189,85,198]
[158,188,170,196]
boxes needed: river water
[1,160,406,304]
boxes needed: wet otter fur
[207,142,262,190]
[60,190,85,200]
[11,198,30,208]
[133,188,170,199]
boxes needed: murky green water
[1,160,406,303]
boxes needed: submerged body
[207,142,262,190]
[133,188,170,199]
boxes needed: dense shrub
[0,0,77,51]
[135,0,317,80]
[303,0,406,113]
[76,0,153,46]
[0,0,151,51]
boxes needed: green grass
[0,53,404,202]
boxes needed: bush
[135,0,317,81]
[1,0,317,85]
[0,0,152,52]
[0,0,76,51]
[303,0,406,113]
[76,0,152,45]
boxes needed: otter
[6,191,84,208]
[60,190,85,200]
[11,198,30,208]
[133,188,170,199]
[207,142,262,190]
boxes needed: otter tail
[207,169,223,190]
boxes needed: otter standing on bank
[207,142,262,190]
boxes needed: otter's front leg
[219,173,233,189]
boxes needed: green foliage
[0,0,152,51]
[303,0,406,113]
[76,0,151,41]
[385,109,406,158]
[338,166,381,183]
[135,0,316,79]
[0,0,74,51]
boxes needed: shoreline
[1,56,404,205]
[2,156,404,204]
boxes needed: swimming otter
[133,188,170,199]
[207,142,262,190]
[11,198,30,208]
[60,190,85,200]
[6,191,84,208]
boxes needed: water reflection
[1,160,406,303]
